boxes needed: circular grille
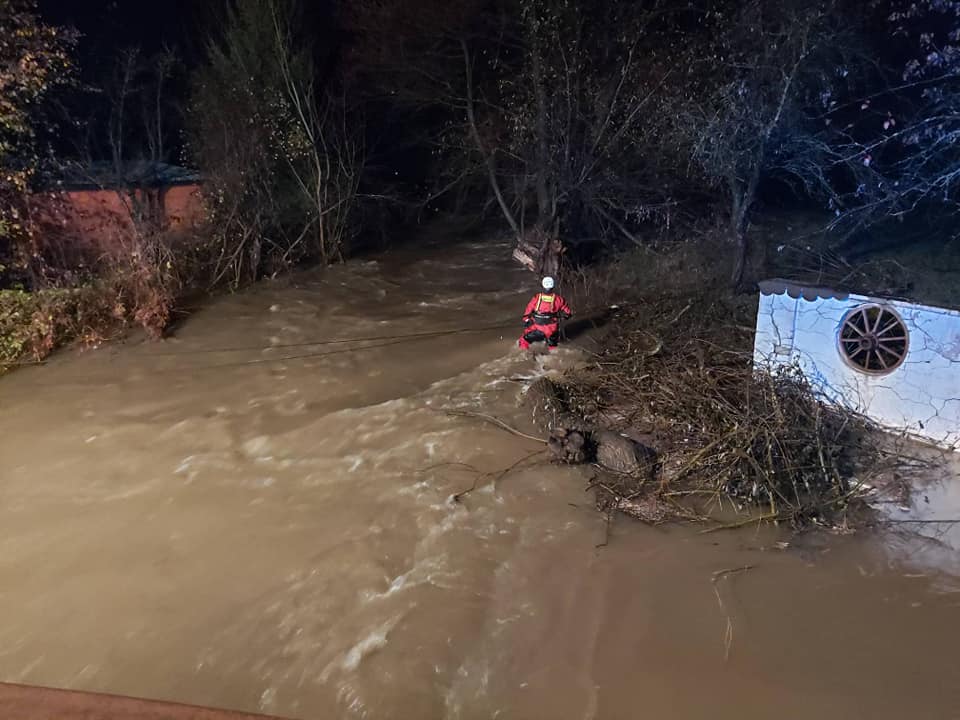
[838,304,909,375]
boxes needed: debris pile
[539,291,900,529]
[547,428,588,464]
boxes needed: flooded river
[1,233,958,719]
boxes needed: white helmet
[541,276,555,291]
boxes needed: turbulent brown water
[1,233,959,720]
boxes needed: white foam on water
[360,554,450,604]
[417,430,455,460]
[395,480,431,498]
[243,436,272,456]
[258,687,277,712]
[95,480,164,503]
[324,397,410,427]
[174,456,195,475]
[334,682,371,719]
[422,505,472,545]
[274,397,308,416]
[320,614,403,682]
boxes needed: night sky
[38,0,211,66]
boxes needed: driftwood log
[526,378,656,473]
[512,227,564,278]
[525,377,673,524]
[593,429,658,478]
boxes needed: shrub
[0,286,122,371]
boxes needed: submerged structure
[753,279,960,450]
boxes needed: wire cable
[2,305,621,385]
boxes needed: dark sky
[38,0,214,66]
[33,1,342,166]
[34,0,218,164]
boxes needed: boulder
[547,428,588,464]
[593,430,657,478]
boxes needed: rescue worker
[519,276,572,351]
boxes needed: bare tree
[348,0,684,276]
[505,0,683,274]
[823,0,960,242]
[460,38,519,238]
[667,0,853,287]
[270,0,363,265]
[99,48,182,231]
[142,49,178,166]
[189,0,363,288]
[346,0,902,284]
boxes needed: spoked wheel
[838,305,909,375]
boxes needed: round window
[838,304,909,375]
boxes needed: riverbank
[546,240,949,532]
[0,286,123,372]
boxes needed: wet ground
[0,232,958,719]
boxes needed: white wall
[753,281,960,450]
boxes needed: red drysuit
[519,292,572,350]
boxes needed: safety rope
[148,319,523,356]
[2,304,621,384]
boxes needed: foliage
[663,0,859,285]
[347,0,877,284]
[505,0,682,236]
[0,0,75,285]
[102,47,180,170]
[0,285,120,370]
[347,0,688,274]
[188,0,362,288]
[826,0,960,234]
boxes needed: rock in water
[548,428,588,464]
[593,430,657,478]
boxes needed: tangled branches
[562,292,890,528]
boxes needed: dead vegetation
[542,286,906,530]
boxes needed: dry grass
[558,275,900,529]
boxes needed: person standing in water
[518,276,572,351]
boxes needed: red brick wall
[31,184,205,250]
[162,184,205,229]
[25,185,205,277]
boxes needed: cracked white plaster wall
[754,288,960,451]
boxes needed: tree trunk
[512,226,563,278]
[461,40,519,238]
[530,33,552,229]
[248,237,262,283]
[728,168,759,289]
[730,220,749,289]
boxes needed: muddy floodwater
[1,234,959,720]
